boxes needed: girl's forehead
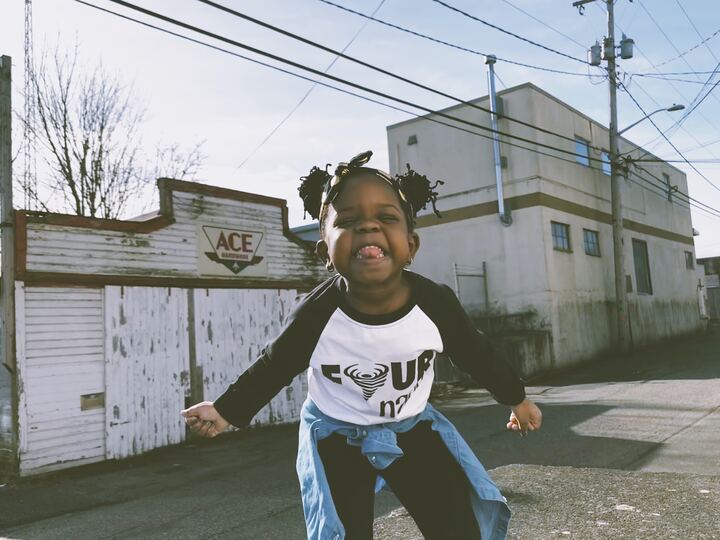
[331,174,403,209]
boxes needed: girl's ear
[408,231,420,259]
[315,239,329,263]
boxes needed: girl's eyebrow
[335,202,402,213]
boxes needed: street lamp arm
[618,104,685,136]
[618,107,666,136]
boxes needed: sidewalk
[374,464,720,539]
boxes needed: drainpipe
[486,55,512,226]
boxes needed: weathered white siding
[16,284,106,474]
[194,288,306,425]
[25,190,323,281]
[105,286,190,459]
[14,182,324,474]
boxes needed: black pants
[317,422,481,540]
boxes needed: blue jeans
[296,399,510,540]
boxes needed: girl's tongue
[356,245,384,259]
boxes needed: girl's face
[316,173,419,288]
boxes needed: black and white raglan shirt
[213,272,526,427]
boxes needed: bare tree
[28,46,205,219]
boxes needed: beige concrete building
[388,83,704,375]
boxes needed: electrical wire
[193,0,608,152]
[675,70,720,126]
[429,0,588,64]
[500,0,587,50]
[236,0,387,169]
[315,0,605,78]
[632,164,720,215]
[635,70,720,77]
[620,80,720,193]
[634,0,720,140]
[598,2,720,158]
[673,0,719,64]
[110,0,608,158]
[632,74,720,85]
[76,0,607,166]
[74,0,720,219]
[628,173,720,222]
[660,136,720,157]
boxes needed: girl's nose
[355,218,381,233]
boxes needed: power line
[75,0,607,166]
[659,136,720,157]
[633,164,720,215]
[601,2,720,157]
[633,70,720,76]
[635,0,720,139]
[188,0,607,153]
[633,74,720,85]
[628,172,720,222]
[675,70,720,125]
[430,0,588,65]
[656,23,720,67]
[631,158,720,164]
[237,0,387,169]
[76,0,720,219]
[620,80,720,193]
[315,0,602,77]
[500,0,587,50]
[673,0,719,64]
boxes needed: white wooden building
[4,179,324,475]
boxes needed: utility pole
[575,0,631,352]
[0,55,17,474]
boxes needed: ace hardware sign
[198,225,268,277]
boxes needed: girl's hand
[507,398,542,436]
[181,401,230,438]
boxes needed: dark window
[632,239,653,294]
[575,137,590,167]
[685,251,695,269]
[600,150,611,176]
[663,172,672,201]
[552,222,571,252]
[583,229,601,256]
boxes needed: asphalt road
[1,328,718,539]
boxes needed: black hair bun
[298,164,331,219]
[397,164,444,218]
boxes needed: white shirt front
[308,306,443,425]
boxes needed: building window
[663,172,672,201]
[583,229,601,256]
[552,221,571,252]
[632,239,653,294]
[575,137,590,167]
[600,150,611,176]
[685,251,695,269]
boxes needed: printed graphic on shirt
[308,307,443,425]
[343,364,389,400]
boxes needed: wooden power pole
[0,55,17,473]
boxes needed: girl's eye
[335,218,354,228]
[380,215,399,223]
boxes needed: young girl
[182,151,542,540]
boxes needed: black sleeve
[417,278,526,406]
[213,278,338,427]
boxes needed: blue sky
[2,0,719,256]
